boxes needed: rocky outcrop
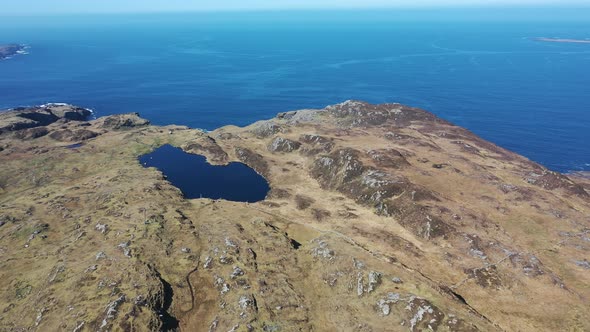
[367,149,410,169]
[298,133,334,155]
[235,147,270,177]
[0,104,92,134]
[299,133,333,147]
[49,129,100,142]
[0,44,25,60]
[309,148,447,238]
[183,136,228,164]
[98,113,150,129]
[310,148,365,189]
[268,136,301,153]
[249,120,283,138]
[13,127,49,140]
[325,100,448,128]
[524,167,588,198]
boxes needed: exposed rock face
[13,127,49,140]
[368,148,410,169]
[0,104,92,134]
[235,147,270,177]
[524,167,588,198]
[325,100,447,128]
[0,101,589,332]
[298,133,334,155]
[404,296,446,331]
[183,136,229,164]
[311,148,365,189]
[299,133,332,145]
[268,136,301,153]
[98,113,150,129]
[49,129,100,142]
[309,147,448,239]
[249,120,283,138]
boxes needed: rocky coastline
[0,44,27,60]
[0,101,588,331]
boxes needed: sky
[3,0,590,14]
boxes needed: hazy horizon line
[3,4,590,16]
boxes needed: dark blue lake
[139,144,270,202]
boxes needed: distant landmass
[535,37,590,44]
[0,44,26,60]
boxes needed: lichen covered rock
[268,137,301,153]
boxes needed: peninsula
[0,102,588,331]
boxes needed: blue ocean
[0,9,589,172]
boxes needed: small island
[535,37,590,44]
[0,44,26,60]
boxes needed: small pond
[139,144,269,202]
[65,143,83,149]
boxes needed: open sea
[0,8,589,172]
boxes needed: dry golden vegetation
[0,102,588,331]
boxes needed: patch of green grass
[14,281,32,300]
[12,225,33,240]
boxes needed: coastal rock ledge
[0,101,588,332]
[0,44,26,60]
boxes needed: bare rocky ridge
[0,101,588,331]
[0,104,92,133]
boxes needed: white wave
[86,108,97,120]
[40,102,70,107]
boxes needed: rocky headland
[0,44,26,60]
[0,101,588,331]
